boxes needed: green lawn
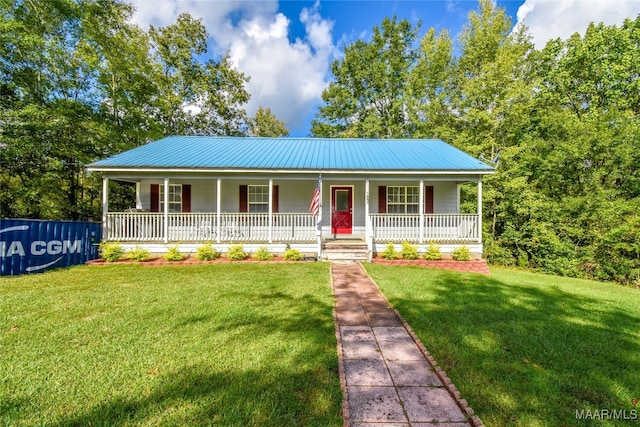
[365,264,640,426]
[1,264,342,427]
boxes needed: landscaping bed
[85,255,314,266]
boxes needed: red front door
[331,187,353,234]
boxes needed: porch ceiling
[87,136,495,175]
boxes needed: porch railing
[369,213,480,243]
[104,212,478,244]
[104,212,316,242]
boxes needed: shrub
[195,243,219,261]
[283,248,303,261]
[252,246,273,261]
[227,244,247,261]
[401,241,419,260]
[127,246,151,262]
[164,245,186,262]
[381,242,398,260]
[99,241,125,262]
[424,242,442,260]
[452,245,472,261]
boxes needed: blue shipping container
[0,219,101,276]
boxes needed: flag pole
[316,172,322,259]
[317,173,322,226]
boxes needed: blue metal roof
[88,136,494,173]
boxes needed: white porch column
[102,177,109,240]
[365,179,372,261]
[316,174,323,259]
[268,178,273,243]
[216,178,221,243]
[135,182,142,209]
[163,178,169,244]
[419,179,424,243]
[477,177,483,244]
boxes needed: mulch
[86,256,490,274]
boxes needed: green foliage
[283,248,303,261]
[400,241,419,260]
[381,243,398,260]
[249,106,289,137]
[452,245,471,261]
[99,241,125,262]
[127,246,151,262]
[311,17,421,138]
[195,243,219,261]
[227,245,247,261]
[164,245,185,262]
[252,246,274,261]
[594,216,640,286]
[0,3,250,221]
[424,242,442,261]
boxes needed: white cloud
[516,0,640,49]
[129,0,336,133]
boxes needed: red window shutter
[182,184,191,212]
[378,186,387,213]
[272,185,279,213]
[239,185,248,212]
[425,186,434,214]
[150,184,159,212]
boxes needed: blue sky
[278,1,523,46]
[130,0,640,136]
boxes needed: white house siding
[138,179,217,212]
[136,179,461,217]
[433,182,459,213]
[371,181,460,214]
[138,178,319,213]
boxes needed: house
[87,136,494,260]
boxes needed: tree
[148,13,250,136]
[311,17,420,138]
[0,2,253,220]
[248,106,289,137]
[480,14,640,284]
[408,27,456,140]
[0,0,117,219]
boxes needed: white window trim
[248,185,269,213]
[387,186,419,214]
[160,184,183,213]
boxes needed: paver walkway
[331,262,482,427]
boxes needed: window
[248,185,269,213]
[160,184,183,213]
[387,186,419,213]
[239,185,278,213]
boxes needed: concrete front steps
[322,239,369,262]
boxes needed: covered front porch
[100,175,484,259]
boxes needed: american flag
[309,178,321,218]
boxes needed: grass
[0,264,342,426]
[365,264,640,426]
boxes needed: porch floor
[331,263,480,426]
